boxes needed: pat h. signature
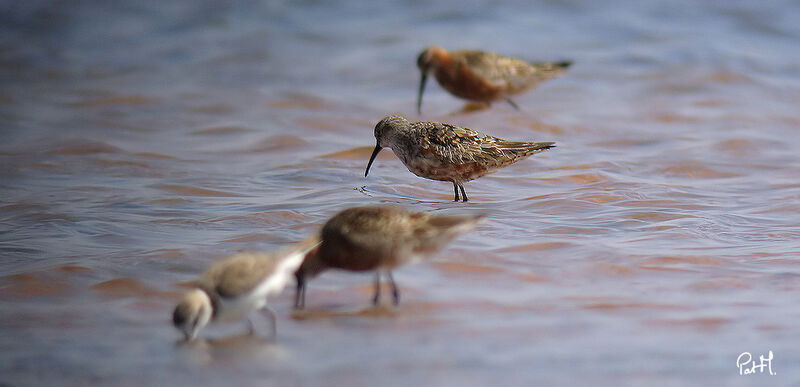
[737,351,775,376]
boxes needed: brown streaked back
[196,253,281,299]
[408,120,555,167]
[315,206,484,272]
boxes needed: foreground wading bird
[294,206,484,308]
[365,115,555,202]
[172,238,319,341]
[416,45,571,113]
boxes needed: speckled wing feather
[410,213,485,255]
[198,253,278,299]
[411,121,554,167]
[324,207,426,253]
[457,50,523,84]
[325,207,481,259]
[456,50,566,92]
[491,139,556,160]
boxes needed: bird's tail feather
[428,213,486,235]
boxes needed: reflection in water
[176,334,289,367]
[292,304,400,320]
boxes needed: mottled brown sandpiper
[417,46,571,112]
[294,206,484,308]
[365,115,555,202]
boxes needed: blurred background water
[1,0,799,385]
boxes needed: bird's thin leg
[299,285,305,309]
[505,97,520,110]
[372,271,382,306]
[459,184,469,202]
[295,278,306,309]
[260,306,278,339]
[247,318,255,335]
[387,271,400,306]
[453,181,460,202]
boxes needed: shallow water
[1,0,799,385]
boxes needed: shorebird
[294,206,484,308]
[416,46,571,113]
[172,238,319,341]
[365,115,555,202]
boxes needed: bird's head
[365,115,408,177]
[172,289,212,341]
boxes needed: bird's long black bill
[365,144,382,177]
[417,72,427,114]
